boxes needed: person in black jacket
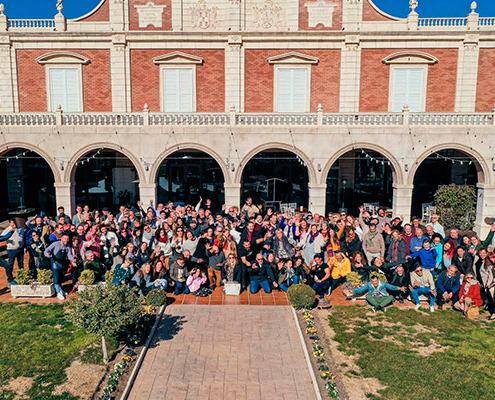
[452,246,474,279]
[248,254,277,294]
[341,229,362,259]
[386,230,407,266]
[351,251,377,283]
[388,264,411,303]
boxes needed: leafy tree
[65,284,143,363]
[434,184,477,231]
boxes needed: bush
[370,271,388,282]
[79,270,95,285]
[345,272,363,285]
[287,284,316,309]
[105,270,114,283]
[37,269,53,285]
[435,184,476,231]
[16,269,32,285]
[146,289,168,307]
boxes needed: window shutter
[392,68,424,112]
[277,68,308,113]
[163,68,194,112]
[49,68,81,112]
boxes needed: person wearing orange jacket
[328,250,351,292]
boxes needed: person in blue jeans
[409,264,437,312]
[248,254,277,294]
[407,239,439,276]
[274,259,299,292]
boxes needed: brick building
[0,0,494,234]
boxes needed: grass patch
[0,303,104,399]
[328,306,495,400]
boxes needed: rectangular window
[163,68,194,112]
[391,68,425,112]
[276,68,309,113]
[49,68,82,112]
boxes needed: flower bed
[302,310,339,399]
[97,347,137,400]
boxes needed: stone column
[224,183,241,208]
[342,0,363,31]
[308,183,327,215]
[339,35,361,112]
[139,183,157,205]
[111,35,128,112]
[392,183,414,222]
[0,35,14,112]
[474,183,495,238]
[110,0,128,31]
[454,34,479,112]
[54,182,75,215]
[225,35,244,112]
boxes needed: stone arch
[408,143,489,186]
[150,142,230,185]
[65,142,146,184]
[320,143,403,186]
[234,142,317,184]
[0,141,60,182]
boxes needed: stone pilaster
[225,35,244,112]
[224,183,241,208]
[111,35,128,112]
[54,182,75,215]
[0,35,14,112]
[455,34,479,112]
[308,183,327,215]
[339,35,361,112]
[139,183,157,206]
[474,183,495,238]
[392,183,414,223]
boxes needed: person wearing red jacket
[454,273,483,315]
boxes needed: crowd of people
[0,197,494,320]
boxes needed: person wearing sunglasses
[454,274,484,317]
[409,264,437,312]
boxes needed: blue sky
[0,0,493,19]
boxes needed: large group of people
[0,196,494,320]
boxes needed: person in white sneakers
[410,264,437,312]
[44,233,75,300]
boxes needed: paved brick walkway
[128,305,318,400]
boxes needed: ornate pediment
[36,52,90,65]
[382,51,439,65]
[152,51,204,65]
[267,51,319,65]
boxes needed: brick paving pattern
[128,305,318,400]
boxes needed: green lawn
[0,303,114,400]
[327,306,495,400]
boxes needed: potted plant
[77,270,96,292]
[342,272,364,301]
[11,269,55,299]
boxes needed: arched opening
[156,150,225,207]
[74,149,139,210]
[326,149,394,214]
[241,149,309,209]
[411,149,479,218]
[0,148,56,219]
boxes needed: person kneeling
[187,268,210,297]
[436,265,461,310]
[344,275,406,312]
[248,254,277,294]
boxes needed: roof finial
[0,4,5,15]
[56,0,63,15]
[470,1,477,13]
[409,0,418,13]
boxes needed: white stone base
[11,283,55,299]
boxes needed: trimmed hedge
[287,284,316,309]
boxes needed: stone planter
[78,282,107,292]
[11,283,55,299]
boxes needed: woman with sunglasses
[222,253,241,284]
[454,273,484,317]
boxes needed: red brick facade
[298,0,342,31]
[245,49,341,112]
[130,49,225,112]
[360,48,458,112]
[129,0,172,31]
[76,0,110,22]
[362,0,396,22]
[476,48,495,112]
[17,49,112,112]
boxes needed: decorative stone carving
[190,0,218,29]
[305,0,337,28]
[253,0,282,29]
[11,284,55,299]
[56,0,64,15]
[409,0,418,13]
[134,1,167,28]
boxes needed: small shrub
[37,269,53,285]
[146,289,168,307]
[370,272,388,282]
[435,184,476,231]
[345,271,363,285]
[287,284,316,309]
[79,270,95,285]
[16,269,32,285]
[105,270,114,283]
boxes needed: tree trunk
[102,335,109,364]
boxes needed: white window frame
[45,64,84,113]
[388,65,428,113]
[159,65,197,113]
[273,65,311,113]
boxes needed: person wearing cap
[310,254,331,307]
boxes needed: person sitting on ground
[221,253,241,284]
[436,265,462,310]
[273,259,298,292]
[186,267,209,296]
[169,255,190,295]
[132,263,154,295]
[112,256,134,286]
[407,239,439,277]
[310,254,331,307]
[150,260,172,290]
[454,273,484,317]
[344,274,407,312]
[410,264,437,312]
[328,250,351,292]
[83,250,105,282]
[248,253,277,294]
[388,264,411,303]
[351,251,376,283]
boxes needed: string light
[0,150,31,163]
[433,152,474,165]
[361,149,391,166]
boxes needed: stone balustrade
[0,110,494,127]
[8,19,55,29]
